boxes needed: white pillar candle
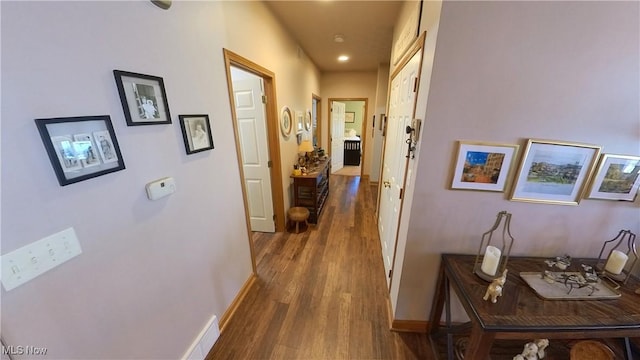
[604,250,628,275]
[481,245,501,276]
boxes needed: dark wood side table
[290,158,330,224]
[428,254,640,359]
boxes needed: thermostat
[145,177,176,200]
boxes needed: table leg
[464,324,494,360]
[428,261,446,333]
[624,337,634,360]
[445,276,453,360]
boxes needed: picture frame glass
[511,140,600,205]
[114,70,171,126]
[179,115,214,154]
[451,142,519,192]
[35,116,125,186]
[588,154,640,201]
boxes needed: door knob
[383,181,391,188]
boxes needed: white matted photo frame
[113,70,171,126]
[587,154,640,201]
[450,141,519,192]
[295,110,304,134]
[179,114,214,154]
[35,115,125,186]
[510,139,601,205]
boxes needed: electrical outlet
[1,227,82,291]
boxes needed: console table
[429,254,640,359]
[290,158,330,224]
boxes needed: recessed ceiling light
[338,55,349,62]
[334,34,345,43]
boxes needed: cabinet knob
[383,181,391,188]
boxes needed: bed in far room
[344,129,361,166]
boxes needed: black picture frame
[113,70,171,126]
[179,114,215,154]
[35,115,126,186]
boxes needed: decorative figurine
[544,254,571,270]
[513,339,549,360]
[535,338,549,358]
[483,269,508,303]
[513,342,539,360]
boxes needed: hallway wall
[394,0,640,321]
[1,2,252,358]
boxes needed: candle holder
[473,211,515,282]
[595,229,637,285]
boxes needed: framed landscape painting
[587,154,640,201]
[451,141,519,192]
[510,139,601,205]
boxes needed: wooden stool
[288,207,310,234]
[570,340,614,360]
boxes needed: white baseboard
[182,314,220,360]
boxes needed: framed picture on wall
[586,154,640,201]
[296,111,304,134]
[345,111,355,123]
[35,115,126,186]
[280,106,292,138]
[450,141,519,192]
[179,114,214,154]
[113,70,172,126]
[510,139,601,205]
[304,109,312,131]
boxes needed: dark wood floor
[206,174,638,359]
[206,175,432,359]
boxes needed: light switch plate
[1,227,82,291]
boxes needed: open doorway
[328,98,368,177]
[223,49,286,271]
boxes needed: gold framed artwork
[510,139,601,205]
[586,154,640,201]
[450,141,519,192]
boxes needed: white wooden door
[233,76,275,233]
[330,101,346,173]
[378,51,421,287]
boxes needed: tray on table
[520,272,621,300]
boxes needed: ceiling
[263,1,404,73]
